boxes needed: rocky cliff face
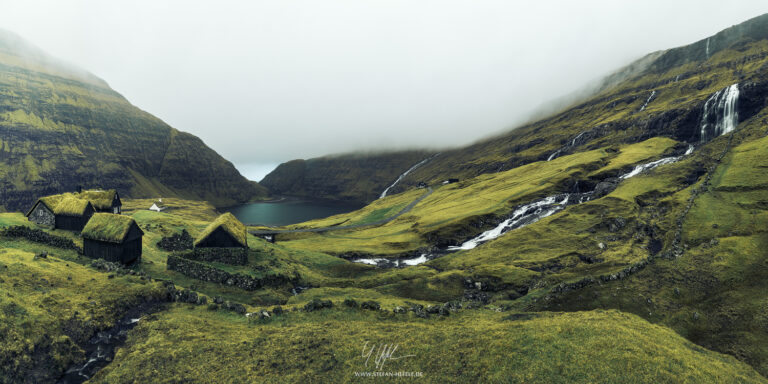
[0,30,266,212]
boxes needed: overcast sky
[1,1,767,180]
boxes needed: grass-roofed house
[26,195,66,227]
[53,195,95,231]
[81,213,144,264]
[195,213,248,249]
[26,188,122,228]
[77,189,122,214]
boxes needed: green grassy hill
[6,12,768,384]
[260,150,436,203]
[263,13,768,205]
[0,29,267,212]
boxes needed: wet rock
[594,181,619,197]
[360,301,381,311]
[224,301,247,314]
[303,299,333,312]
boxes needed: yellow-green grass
[121,198,220,222]
[527,124,768,376]
[92,306,766,383]
[280,138,680,257]
[588,136,678,177]
[81,213,138,243]
[0,246,167,381]
[194,212,247,247]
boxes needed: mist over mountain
[0,29,266,212]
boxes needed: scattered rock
[303,299,333,312]
[343,298,359,308]
[360,300,381,311]
[393,306,407,314]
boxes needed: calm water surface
[225,198,364,226]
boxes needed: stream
[57,302,166,384]
[352,145,695,269]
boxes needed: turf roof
[195,212,247,247]
[53,195,93,216]
[76,189,118,210]
[81,213,141,243]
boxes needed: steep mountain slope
[0,30,266,212]
[260,150,435,203]
[264,13,768,204]
[256,13,768,376]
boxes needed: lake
[224,198,365,226]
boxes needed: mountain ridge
[0,30,267,212]
[262,12,768,204]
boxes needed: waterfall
[706,38,710,57]
[700,84,739,142]
[379,155,436,198]
[447,194,579,251]
[639,90,656,111]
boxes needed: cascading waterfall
[706,38,710,57]
[379,155,437,198]
[639,90,656,111]
[700,84,739,142]
[354,146,696,268]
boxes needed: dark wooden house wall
[55,206,95,232]
[55,215,89,231]
[84,237,142,264]
[196,227,245,248]
[28,204,55,227]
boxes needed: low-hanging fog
[1,1,767,180]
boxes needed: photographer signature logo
[360,341,416,370]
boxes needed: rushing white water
[353,254,430,268]
[619,156,680,179]
[380,155,436,198]
[547,131,589,162]
[675,75,680,82]
[447,194,574,251]
[547,149,562,162]
[403,254,429,266]
[354,143,697,268]
[700,84,739,142]
[706,38,710,57]
[354,258,386,266]
[639,90,656,111]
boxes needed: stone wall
[174,247,248,265]
[28,204,55,227]
[166,255,294,290]
[0,225,80,252]
[156,229,193,252]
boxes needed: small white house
[149,200,166,212]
